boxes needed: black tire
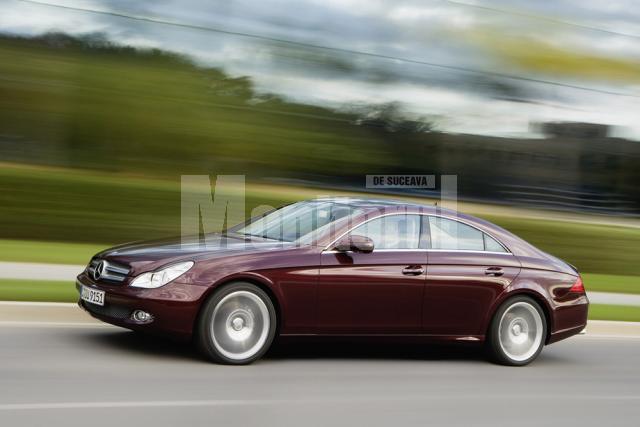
[196,282,277,365]
[486,295,547,366]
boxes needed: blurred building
[429,122,640,215]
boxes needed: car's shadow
[83,330,488,363]
[269,338,486,362]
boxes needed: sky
[2,0,639,139]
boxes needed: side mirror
[334,234,374,253]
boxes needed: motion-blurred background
[0,0,639,320]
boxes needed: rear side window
[429,217,506,252]
[484,234,507,252]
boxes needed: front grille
[87,259,130,283]
[82,301,132,320]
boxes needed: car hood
[95,234,294,274]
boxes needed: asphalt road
[1,325,639,427]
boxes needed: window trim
[323,212,512,255]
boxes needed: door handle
[485,267,504,277]
[402,266,425,276]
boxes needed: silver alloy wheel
[498,301,543,362]
[211,290,270,361]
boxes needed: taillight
[570,276,585,293]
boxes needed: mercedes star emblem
[93,260,106,281]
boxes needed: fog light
[131,310,153,323]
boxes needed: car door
[422,216,521,336]
[317,214,427,334]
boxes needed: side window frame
[419,215,431,250]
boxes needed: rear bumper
[548,294,589,344]
[76,273,208,338]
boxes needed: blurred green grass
[0,163,297,245]
[0,279,77,302]
[589,304,640,323]
[0,239,104,265]
[0,34,394,180]
[582,274,640,295]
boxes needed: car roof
[311,196,454,214]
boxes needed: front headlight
[130,261,194,289]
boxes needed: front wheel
[196,282,277,365]
[487,296,547,366]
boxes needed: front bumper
[76,273,208,338]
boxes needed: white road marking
[0,261,84,281]
[0,301,77,307]
[578,334,640,340]
[588,320,640,326]
[589,291,640,306]
[2,395,640,411]
[0,321,113,328]
[0,400,259,411]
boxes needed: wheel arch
[485,289,554,344]
[193,273,283,337]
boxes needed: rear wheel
[197,282,277,365]
[487,296,546,366]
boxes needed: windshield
[230,201,361,242]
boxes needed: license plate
[81,286,105,306]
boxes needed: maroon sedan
[77,198,588,366]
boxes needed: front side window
[232,201,360,242]
[350,214,421,250]
[429,217,506,252]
